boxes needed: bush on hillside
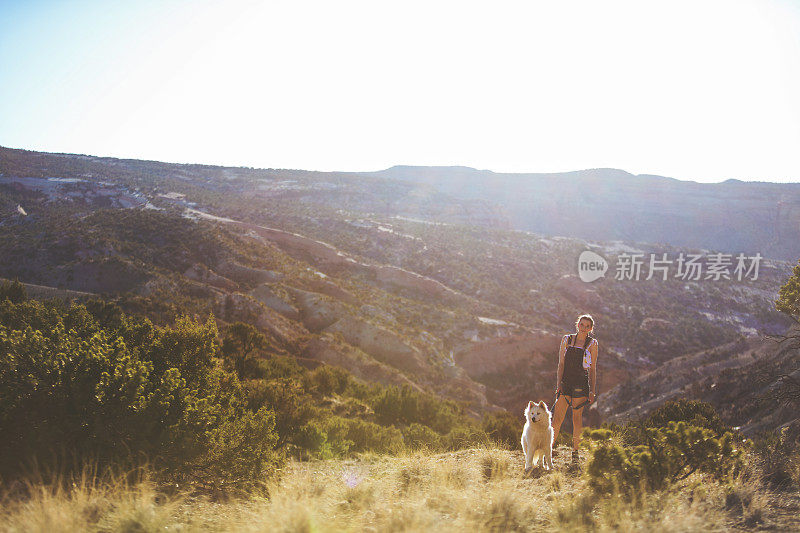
[644,399,729,436]
[587,405,747,497]
[372,384,462,434]
[0,299,283,493]
[221,321,269,379]
[481,411,523,450]
[0,279,27,304]
[402,423,442,450]
[776,261,800,320]
[320,416,405,455]
[753,427,799,489]
[251,353,305,381]
[244,378,316,449]
[304,364,351,397]
[441,425,492,451]
[611,399,730,448]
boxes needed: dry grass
[0,468,179,533]
[2,446,799,532]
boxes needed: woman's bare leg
[571,399,587,450]
[551,395,570,445]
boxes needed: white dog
[521,400,554,471]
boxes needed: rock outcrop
[215,292,308,349]
[227,220,465,303]
[302,336,422,390]
[305,278,359,306]
[324,314,427,375]
[249,284,300,320]
[375,265,461,302]
[288,287,347,332]
[454,330,554,378]
[553,274,602,308]
[184,263,238,291]
[217,261,283,285]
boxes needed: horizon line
[0,143,795,186]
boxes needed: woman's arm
[555,335,567,392]
[589,340,599,401]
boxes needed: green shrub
[403,423,442,450]
[304,365,351,397]
[585,428,613,442]
[776,260,800,320]
[0,299,283,493]
[295,421,332,458]
[442,425,491,451]
[372,384,461,434]
[221,322,269,379]
[245,378,316,448]
[753,427,799,489]
[586,421,746,497]
[252,354,304,380]
[0,279,27,303]
[644,399,728,436]
[612,400,731,448]
[321,416,404,455]
[481,411,522,450]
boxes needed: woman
[552,314,598,464]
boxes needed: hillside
[5,146,800,261]
[602,328,800,435]
[366,165,800,262]
[0,146,796,424]
[2,146,800,532]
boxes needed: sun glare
[1,0,799,181]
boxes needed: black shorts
[560,381,589,399]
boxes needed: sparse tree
[222,322,268,379]
[777,261,800,324]
[0,279,27,303]
[765,260,800,405]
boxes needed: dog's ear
[538,401,546,408]
[528,400,534,408]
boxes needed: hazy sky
[1,0,799,182]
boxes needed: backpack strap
[568,334,593,350]
[583,334,593,351]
